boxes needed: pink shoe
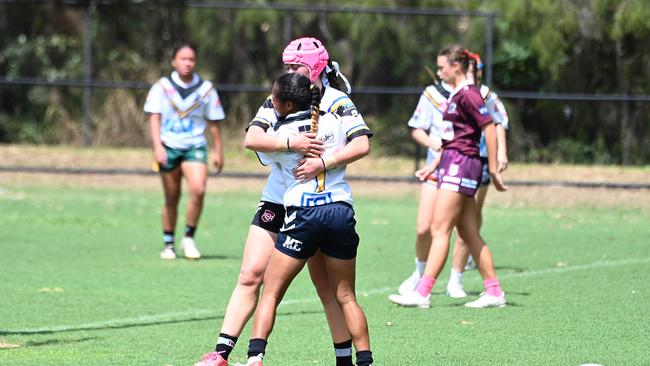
[194,352,228,366]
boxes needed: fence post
[82,1,93,146]
[485,14,494,86]
[283,10,293,46]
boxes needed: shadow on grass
[0,310,322,336]
[197,254,240,260]
[23,336,98,348]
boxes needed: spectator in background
[144,42,225,260]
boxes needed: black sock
[247,338,267,359]
[163,231,174,247]
[356,350,373,366]
[184,225,196,238]
[334,340,354,366]
[214,333,238,360]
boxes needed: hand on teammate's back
[290,133,324,157]
[293,157,325,182]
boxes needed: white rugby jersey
[144,71,225,149]
[478,84,509,158]
[407,82,451,164]
[249,85,367,204]
[257,110,371,207]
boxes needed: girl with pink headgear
[195,37,372,366]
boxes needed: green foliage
[0,1,649,164]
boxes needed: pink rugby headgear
[282,37,330,83]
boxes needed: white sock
[415,258,426,277]
[449,268,463,286]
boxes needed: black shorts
[250,201,285,234]
[275,202,359,260]
[479,157,491,186]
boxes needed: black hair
[171,42,197,60]
[273,73,322,130]
[272,73,314,111]
[323,61,342,91]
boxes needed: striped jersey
[144,71,225,149]
[407,82,451,164]
[256,110,371,207]
[249,86,368,204]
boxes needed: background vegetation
[1,0,649,165]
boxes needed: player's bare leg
[221,226,277,337]
[180,161,207,258]
[308,251,354,365]
[322,255,373,366]
[160,167,182,259]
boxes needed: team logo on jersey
[282,235,302,252]
[447,103,457,114]
[298,125,312,133]
[320,131,335,143]
[261,209,276,223]
[449,163,459,177]
[479,106,489,115]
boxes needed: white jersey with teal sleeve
[407,82,451,164]
[257,110,371,208]
[144,71,225,149]
[478,85,509,158]
[248,85,367,205]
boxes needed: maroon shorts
[436,149,481,197]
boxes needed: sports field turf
[1,180,648,365]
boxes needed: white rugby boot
[181,237,201,259]
[464,292,506,308]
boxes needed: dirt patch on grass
[2,144,648,209]
[3,171,648,210]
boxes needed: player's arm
[483,123,507,192]
[411,128,442,152]
[293,135,370,182]
[486,92,509,172]
[208,121,223,174]
[414,151,442,182]
[148,113,167,165]
[244,125,324,157]
[496,123,508,172]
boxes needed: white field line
[5,257,649,334]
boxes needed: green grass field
[1,181,649,365]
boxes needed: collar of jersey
[171,71,201,88]
[448,79,473,100]
[273,110,312,131]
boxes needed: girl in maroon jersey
[389,46,508,309]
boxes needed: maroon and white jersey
[440,80,492,157]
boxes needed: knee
[237,267,264,288]
[164,193,180,207]
[415,224,431,240]
[189,185,206,200]
[313,281,336,303]
[335,290,357,307]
